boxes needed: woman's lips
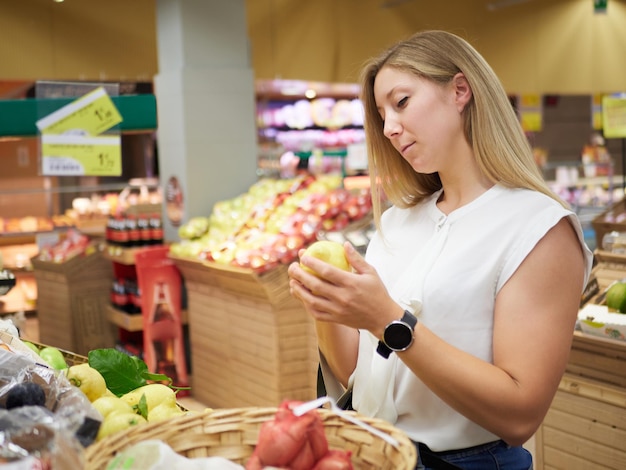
[401,142,414,154]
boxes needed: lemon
[147,401,185,423]
[66,363,107,402]
[92,395,135,419]
[606,282,626,313]
[301,240,351,278]
[97,412,147,441]
[121,383,177,413]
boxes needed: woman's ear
[453,73,472,112]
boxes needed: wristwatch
[376,310,418,359]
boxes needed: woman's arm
[397,218,585,445]
[289,219,585,445]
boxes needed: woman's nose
[383,116,400,138]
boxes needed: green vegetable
[88,348,173,397]
[39,346,68,371]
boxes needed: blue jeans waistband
[419,439,504,457]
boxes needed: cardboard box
[31,248,116,356]
[171,255,319,408]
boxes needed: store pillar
[154,0,258,241]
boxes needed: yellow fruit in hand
[66,363,107,402]
[97,412,147,441]
[301,240,351,278]
[92,395,135,419]
[147,401,185,423]
[121,383,177,413]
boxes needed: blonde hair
[359,30,566,227]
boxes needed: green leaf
[140,371,172,384]
[137,393,148,419]
[87,349,147,396]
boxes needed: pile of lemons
[66,363,186,441]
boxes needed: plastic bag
[0,345,102,468]
[105,439,244,470]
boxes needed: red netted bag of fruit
[246,400,353,470]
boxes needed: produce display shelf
[106,305,189,332]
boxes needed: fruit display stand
[534,251,626,469]
[171,255,319,409]
[31,247,117,356]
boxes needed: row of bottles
[106,213,164,247]
[110,277,142,314]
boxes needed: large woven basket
[84,406,417,470]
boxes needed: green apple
[22,341,40,354]
[301,240,351,278]
[39,346,68,371]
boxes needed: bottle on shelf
[138,214,152,246]
[149,214,164,245]
[110,278,130,313]
[126,214,141,247]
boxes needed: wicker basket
[84,406,417,470]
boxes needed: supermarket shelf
[106,304,188,332]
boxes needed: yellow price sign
[41,134,122,176]
[602,96,626,138]
[520,111,542,132]
[36,87,123,136]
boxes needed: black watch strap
[376,340,394,359]
[376,310,417,359]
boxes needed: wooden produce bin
[31,248,117,356]
[172,255,319,409]
[534,250,626,469]
[535,338,626,469]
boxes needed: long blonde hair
[360,30,565,227]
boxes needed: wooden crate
[591,199,626,250]
[567,331,626,388]
[171,255,319,409]
[31,249,117,356]
[535,374,626,470]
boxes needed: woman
[287,30,592,469]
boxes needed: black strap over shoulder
[316,363,353,411]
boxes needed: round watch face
[384,321,414,351]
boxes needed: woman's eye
[397,97,408,108]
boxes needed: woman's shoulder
[491,186,573,217]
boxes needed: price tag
[602,95,626,138]
[36,87,123,136]
[519,93,543,132]
[41,134,122,176]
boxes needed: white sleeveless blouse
[351,184,593,451]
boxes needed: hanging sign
[592,94,604,130]
[36,87,122,136]
[518,94,543,132]
[602,95,626,138]
[36,86,123,176]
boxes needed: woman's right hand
[287,242,401,339]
